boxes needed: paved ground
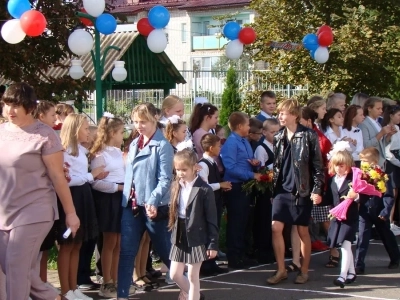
[48,242,400,300]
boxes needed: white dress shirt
[342,126,364,161]
[334,174,346,190]
[260,111,274,119]
[178,176,197,218]
[324,126,346,145]
[198,154,221,191]
[385,125,400,167]
[64,144,94,187]
[254,139,273,169]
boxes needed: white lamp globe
[69,60,85,80]
[112,61,127,82]
[83,0,105,18]
[68,29,93,56]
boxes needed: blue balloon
[148,5,170,29]
[302,33,318,51]
[7,0,31,19]
[96,13,117,35]
[223,21,241,40]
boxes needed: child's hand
[254,173,262,181]
[220,181,232,190]
[248,159,260,166]
[311,193,322,204]
[91,165,106,179]
[195,163,203,173]
[145,204,157,219]
[207,250,218,259]
[346,189,358,200]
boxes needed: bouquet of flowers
[242,167,273,194]
[328,165,388,221]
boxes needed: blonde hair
[56,103,74,117]
[277,99,301,122]
[168,149,198,230]
[131,102,158,124]
[307,95,326,111]
[90,116,124,158]
[60,114,87,156]
[359,147,379,165]
[328,150,354,175]
[326,92,346,109]
[161,95,183,117]
[165,119,186,143]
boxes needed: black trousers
[355,209,400,270]
[226,183,251,262]
[77,238,97,284]
[252,191,273,260]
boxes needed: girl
[307,95,327,129]
[326,92,346,112]
[321,108,347,145]
[350,92,369,107]
[33,100,57,128]
[54,103,74,132]
[165,115,188,153]
[168,149,219,300]
[58,114,105,300]
[325,148,358,288]
[90,114,125,298]
[190,103,219,159]
[159,95,185,125]
[342,105,365,166]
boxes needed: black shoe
[333,276,345,288]
[345,273,357,284]
[355,267,365,275]
[228,259,245,269]
[147,267,162,278]
[212,265,229,274]
[388,261,399,269]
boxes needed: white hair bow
[167,115,181,124]
[327,140,352,160]
[176,140,193,152]
[103,111,114,118]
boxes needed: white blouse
[91,146,125,193]
[64,144,93,187]
[178,176,197,218]
[385,125,400,168]
[198,154,220,191]
[324,126,346,145]
[342,126,364,161]
[254,140,274,169]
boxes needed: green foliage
[249,0,400,98]
[219,67,241,126]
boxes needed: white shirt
[260,111,273,119]
[334,174,346,190]
[324,126,346,145]
[91,146,125,193]
[64,144,94,187]
[342,126,364,161]
[198,154,221,191]
[385,125,400,167]
[254,139,273,168]
[178,176,197,218]
[367,116,382,132]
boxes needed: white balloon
[314,46,329,64]
[225,39,244,60]
[83,0,105,17]
[1,19,26,44]
[68,29,93,56]
[147,29,167,53]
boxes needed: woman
[117,103,174,300]
[0,83,80,300]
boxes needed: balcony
[192,35,229,51]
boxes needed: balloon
[80,8,93,27]
[238,27,256,45]
[95,13,117,35]
[20,10,47,37]
[147,29,167,53]
[318,30,333,47]
[223,21,241,40]
[83,0,105,18]
[68,29,94,56]
[225,39,244,60]
[314,46,329,64]
[148,6,170,29]
[1,19,26,44]
[137,18,154,36]
[302,33,318,51]
[317,25,332,36]
[7,0,31,19]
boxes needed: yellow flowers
[377,181,386,193]
[369,170,380,180]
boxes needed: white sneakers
[63,290,79,300]
[99,281,117,298]
[390,223,400,236]
[63,289,93,300]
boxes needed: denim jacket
[122,129,174,208]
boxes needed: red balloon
[238,27,256,45]
[20,10,47,37]
[318,30,333,47]
[137,18,154,36]
[80,8,93,27]
[317,24,332,35]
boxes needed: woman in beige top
[0,83,80,300]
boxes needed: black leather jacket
[273,124,325,197]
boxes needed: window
[203,21,210,36]
[192,57,220,77]
[181,23,187,42]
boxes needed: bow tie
[354,129,360,133]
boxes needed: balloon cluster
[302,25,333,64]
[137,5,170,54]
[1,0,47,44]
[223,21,256,60]
[80,0,117,35]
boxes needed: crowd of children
[1,83,400,300]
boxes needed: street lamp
[69,60,85,79]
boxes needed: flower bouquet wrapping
[328,165,388,221]
[242,167,273,194]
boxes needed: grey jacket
[358,117,386,167]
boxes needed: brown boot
[266,270,288,285]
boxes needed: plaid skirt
[311,205,331,223]
[169,218,207,264]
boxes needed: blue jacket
[122,129,174,208]
[255,112,268,122]
[359,180,394,219]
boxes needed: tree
[219,67,241,126]
[249,0,400,98]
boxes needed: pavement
[48,241,400,300]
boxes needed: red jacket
[313,124,332,185]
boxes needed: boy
[256,91,277,122]
[267,99,324,285]
[198,134,232,275]
[355,147,400,274]
[254,119,280,169]
[248,117,263,151]
[220,112,261,269]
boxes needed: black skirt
[327,218,357,248]
[40,222,57,251]
[57,183,98,244]
[169,218,207,264]
[92,189,123,233]
[272,193,313,226]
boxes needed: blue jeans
[117,206,171,298]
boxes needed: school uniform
[358,116,386,167]
[170,177,219,264]
[324,126,346,145]
[342,126,364,165]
